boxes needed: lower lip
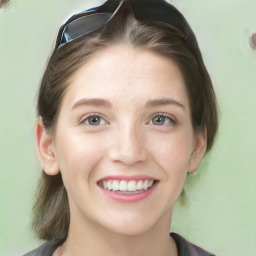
[98,182,158,203]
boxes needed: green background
[0,0,255,255]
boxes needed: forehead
[62,45,189,109]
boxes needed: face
[37,45,206,236]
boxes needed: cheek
[56,130,106,161]
[149,131,193,174]
[54,132,106,186]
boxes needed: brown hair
[33,8,218,241]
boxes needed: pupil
[154,116,164,125]
[89,116,100,125]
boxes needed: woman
[24,0,218,255]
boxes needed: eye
[150,114,175,126]
[81,114,108,126]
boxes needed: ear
[35,118,60,175]
[188,128,207,173]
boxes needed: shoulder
[170,233,216,256]
[23,240,63,256]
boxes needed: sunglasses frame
[55,0,197,50]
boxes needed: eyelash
[80,113,108,126]
[148,113,176,126]
[80,112,176,126]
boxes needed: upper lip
[97,175,158,182]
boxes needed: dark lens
[60,12,112,45]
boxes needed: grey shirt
[23,233,215,256]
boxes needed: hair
[33,6,218,241]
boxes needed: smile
[99,179,155,193]
[97,176,158,203]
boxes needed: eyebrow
[145,98,185,110]
[71,97,185,110]
[71,98,112,110]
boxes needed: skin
[36,44,207,256]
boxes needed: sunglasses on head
[55,0,197,50]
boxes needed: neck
[57,210,177,256]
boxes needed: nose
[108,124,147,166]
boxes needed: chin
[98,211,163,236]
[106,222,153,236]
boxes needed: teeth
[100,179,155,192]
[143,180,149,190]
[148,180,153,188]
[137,180,143,190]
[120,180,128,191]
[112,180,119,191]
[107,180,112,190]
[103,180,108,189]
[127,180,137,191]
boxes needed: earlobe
[188,128,207,173]
[35,118,60,175]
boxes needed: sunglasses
[55,0,197,50]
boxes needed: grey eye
[152,115,172,125]
[87,116,101,125]
[85,115,107,126]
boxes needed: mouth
[98,179,157,194]
[97,177,158,202]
